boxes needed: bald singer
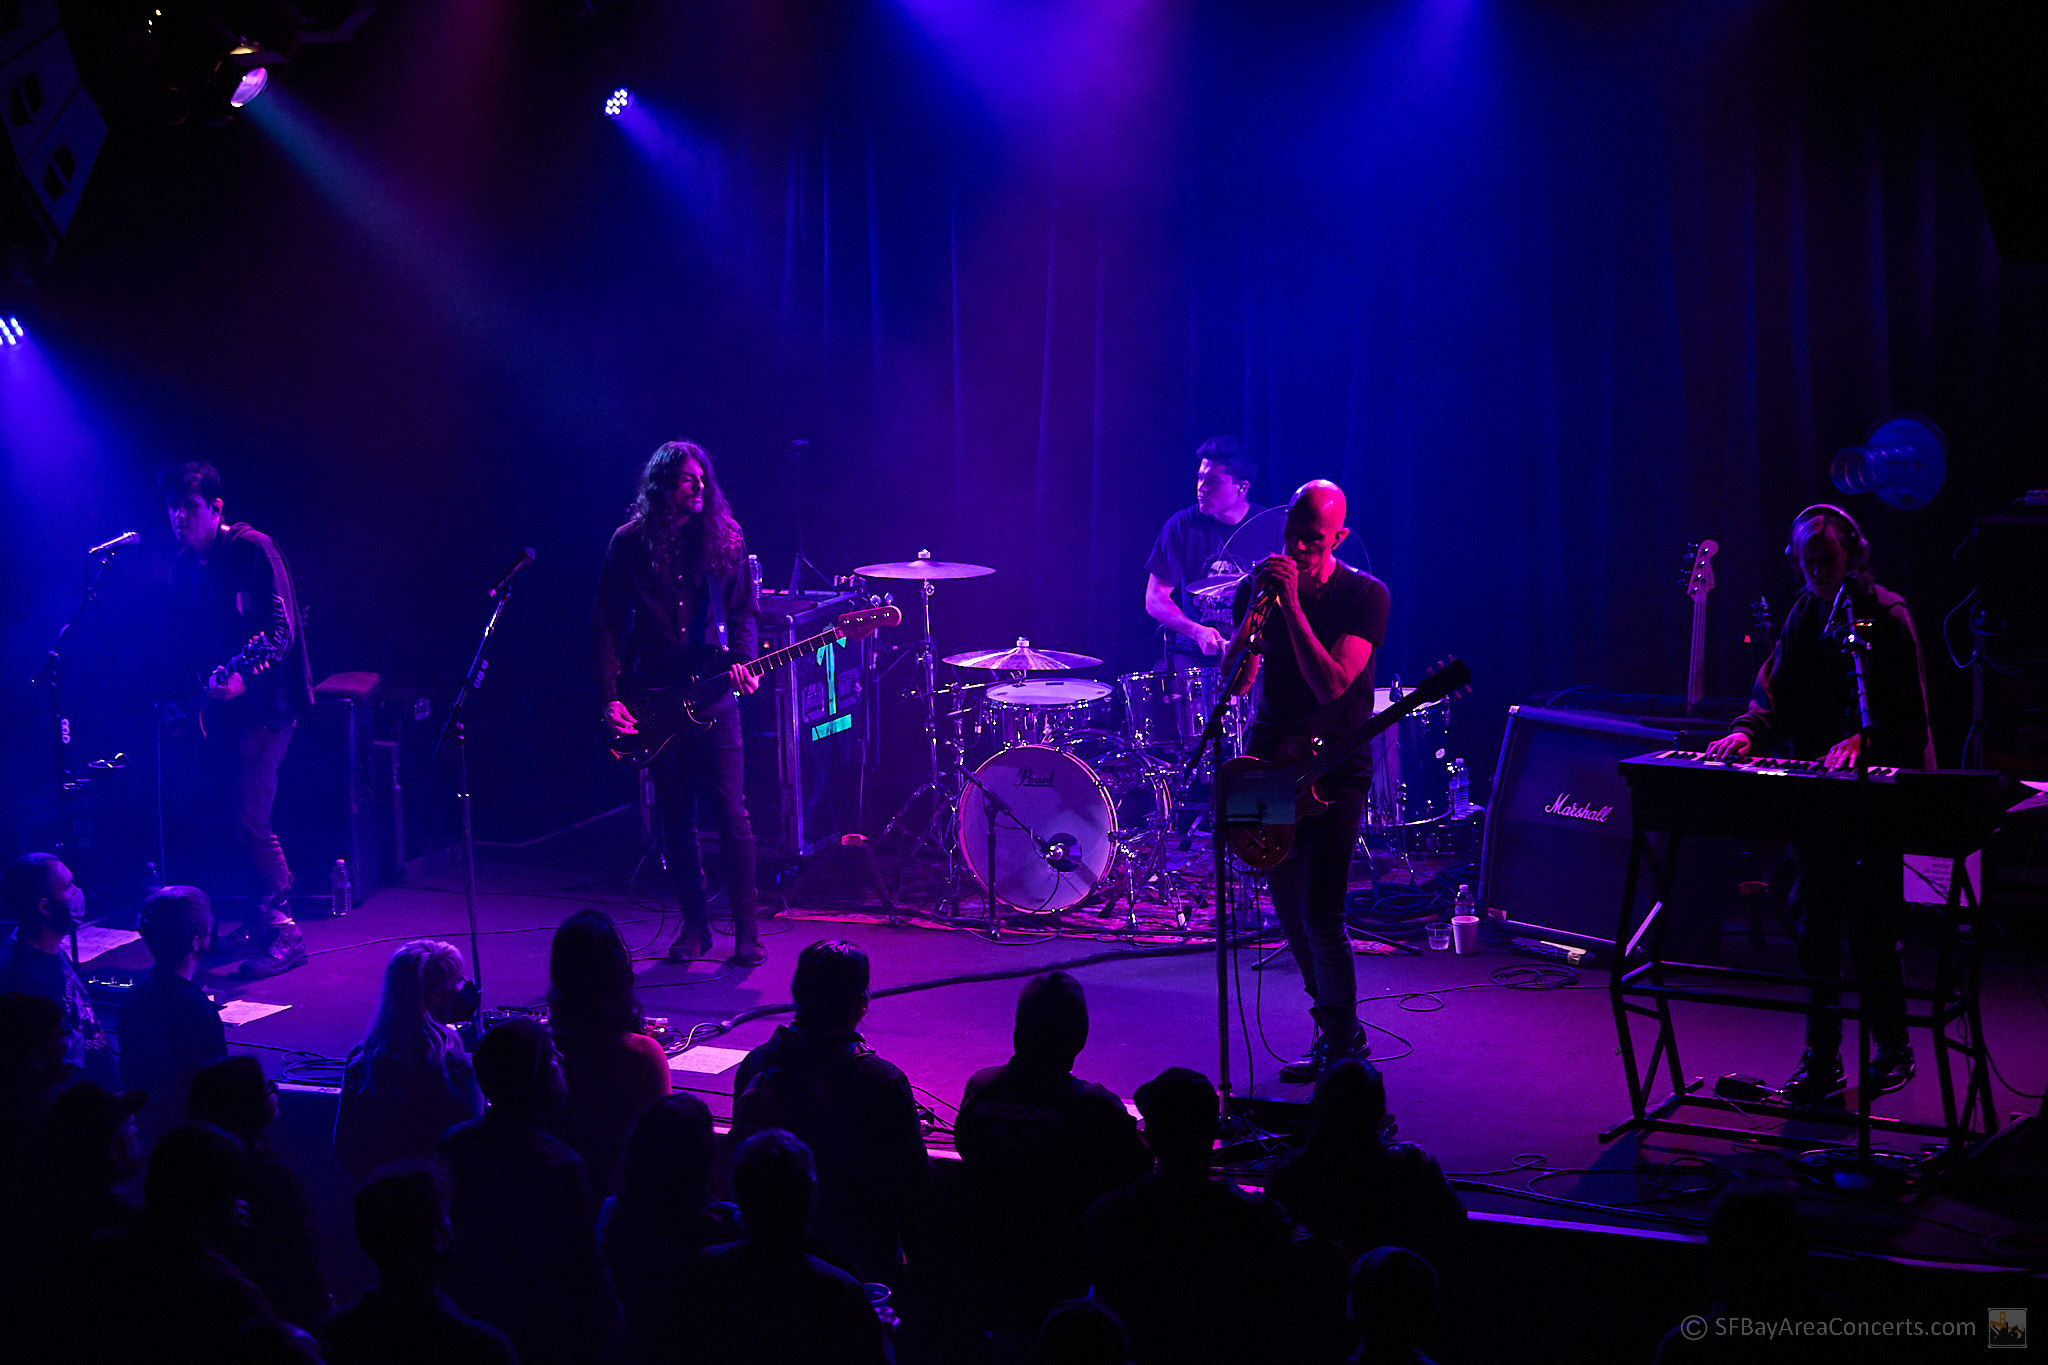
[1228,480,1390,1084]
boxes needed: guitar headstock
[835,605,903,641]
[1413,655,1472,705]
[1683,540,1718,603]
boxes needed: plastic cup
[1450,914,1481,955]
[1426,923,1452,951]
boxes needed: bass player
[593,440,767,967]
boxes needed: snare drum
[981,679,1114,748]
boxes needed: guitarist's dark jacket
[591,521,758,704]
[168,522,315,729]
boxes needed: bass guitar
[610,604,902,768]
[1222,656,1471,870]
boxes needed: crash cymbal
[854,553,995,580]
[944,639,1103,671]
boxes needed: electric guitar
[609,605,901,767]
[1222,656,1472,869]
[163,633,283,740]
[1682,540,1718,712]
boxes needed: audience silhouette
[1085,1067,1297,1365]
[1265,1059,1465,1266]
[546,909,671,1199]
[100,1121,275,1359]
[189,1055,331,1328]
[952,970,1149,1343]
[1346,1245,1440,1365]
[334,939,485,1181]
[320,1164,517,1365]
[600,1092,740,1365]
[683,1127,894,1365]
[121,885,229,1151]
[439,1015,614,1365]
[733,939,932,1283]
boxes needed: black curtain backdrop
[4,0,2042,853]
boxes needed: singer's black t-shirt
[1232,562,1391,785]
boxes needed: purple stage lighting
[230,66,270,108]
[604,87,632,119]
[0,317,22,346]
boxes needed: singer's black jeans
[1266,785,1368,1042]
[650,706,761,949]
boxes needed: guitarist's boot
[665,886,715,964]
[730,901,767,968]
[1278,1019,1371,1083]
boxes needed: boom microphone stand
[432,552,531,1026]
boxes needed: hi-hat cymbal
[854,555,995,580]
[944,641,1102,671]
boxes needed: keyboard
[1617,750,2015,849]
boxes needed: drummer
[1142,436,1267,669]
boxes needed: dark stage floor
[83,809,2048,1271]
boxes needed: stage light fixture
[229,65,270,108]
[604,87,632,119]
[1,317,23,346]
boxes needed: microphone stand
[958,761,1062,927]
[433,580,518,1032]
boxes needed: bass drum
[1367,685,1452,826]
[959,746,1117,913]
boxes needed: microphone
[1041,834,1082,874]
[87,531,140,558]
[487,547,536,600]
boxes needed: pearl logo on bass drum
[1541,793,1615,824]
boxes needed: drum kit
[854,548,1474,921]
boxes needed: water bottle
[1449,758,1471,819]
[1453,883,1475,918]
[143,862,161,894]
[748,552,763,602]
[331,859,352,918]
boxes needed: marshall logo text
[1542,793,1615,824]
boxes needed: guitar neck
[1686,598,1706,708]
[742,625,846,680]
[1297,687,1431,791]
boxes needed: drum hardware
[859,552,996,922]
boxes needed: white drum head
[986,679,1113,706]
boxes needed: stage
[75,809,2048,1359]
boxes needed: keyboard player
[1701,504,1935,1105]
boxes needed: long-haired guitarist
[160,461,315,979]
[1702,504,1934,1104]
[593,440,766,967]
[1227,480,1391,1083]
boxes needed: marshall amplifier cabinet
[1478,706,1739,956]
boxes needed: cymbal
[854,556,995,580]
[944,642,1103,671]
[1187,572,1247,602]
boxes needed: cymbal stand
[877,577,977,910]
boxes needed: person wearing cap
[1084,1067,1296,1365]
[121,885,229,1151]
